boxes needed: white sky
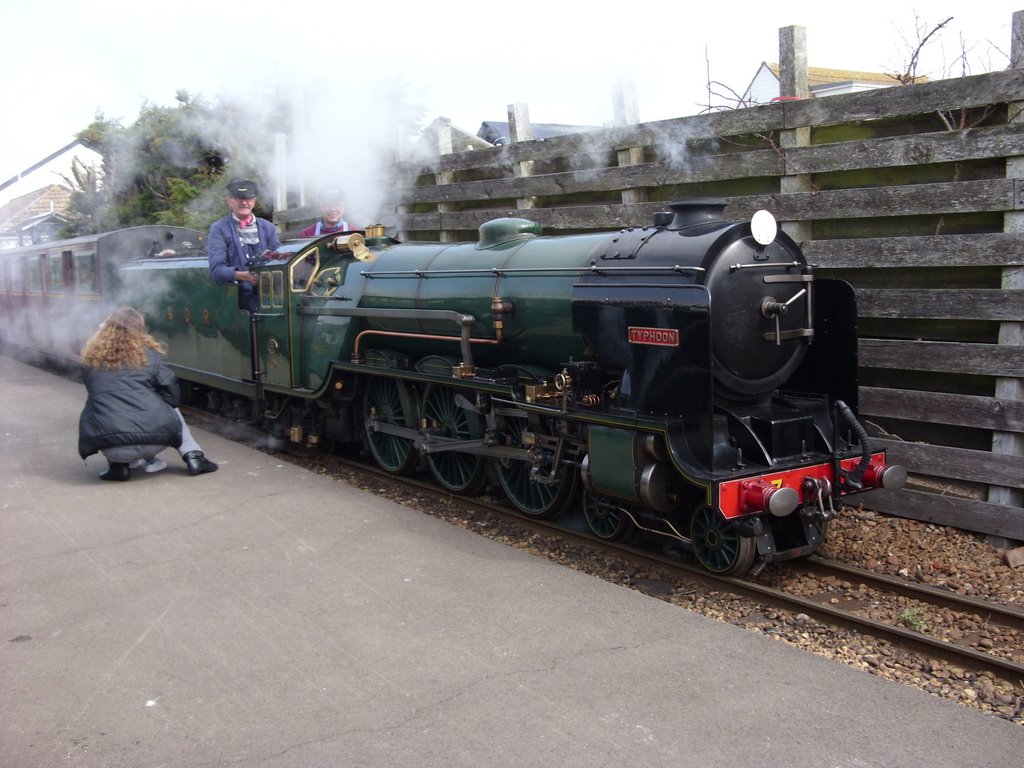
[0,0,1019,185]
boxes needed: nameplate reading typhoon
[628,326,679,347]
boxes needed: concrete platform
[1,353,1021,767]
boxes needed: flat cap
[226,179,259,198]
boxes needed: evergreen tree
[62,90,286,236]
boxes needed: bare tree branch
[892,15,954,84]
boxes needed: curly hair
[81,307,166,371]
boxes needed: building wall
[744,65,781,104]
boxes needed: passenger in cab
[78,307,219,481]
[300,188,358,237]
[207,179,281,313]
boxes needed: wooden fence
[277,14,1024,540]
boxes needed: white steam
[278,74,421,228]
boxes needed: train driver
[207,179,281,313]
[299,188,359,237]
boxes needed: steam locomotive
[0,201,905,575]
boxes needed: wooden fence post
[508,103,536,211]
[613,79,648,207]
[273,133,288,217]
[394,127,412,242]
[988,9,1024,513]
[436,122,457,242]
[778,25,812,244]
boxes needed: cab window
[291,248,319,290]
[259,271,286,309]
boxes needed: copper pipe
[352,327,503,365]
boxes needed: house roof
[765,63,929,88]
[476,121,600,146]
[16,210,69,231]
[0,184,72,233]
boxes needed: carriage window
[75,251,98,293]
[10,259,22,291]
[61,251,74,292]
[25,256,42,292]
[45,255,64,292]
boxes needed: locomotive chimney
[661,198,727,230]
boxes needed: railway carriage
[0,226,205,366]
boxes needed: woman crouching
[78,307,218,481]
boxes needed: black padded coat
[78,349,183,459]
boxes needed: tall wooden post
[273,133,288,215]
[988,10,1024,512]
[778,25,812,244]
[394,126,412,242]
[436,122,456,242]
[508,103,536,211]
[292,88,307,209]
[613,78,648,207]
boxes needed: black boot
[99,462,131,481]
[183,451,218,476]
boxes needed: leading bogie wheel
[582,492,633,541]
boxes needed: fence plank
[856,288,1024,321]
[803,233,1024,269]
[783,69,1024,128]
[858,487,1024,540]
[861,387,1024,432]
[860,339,1024,377]
[874,438,1024,490]
[737,179,1019,221]
[788,123,1024,174]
